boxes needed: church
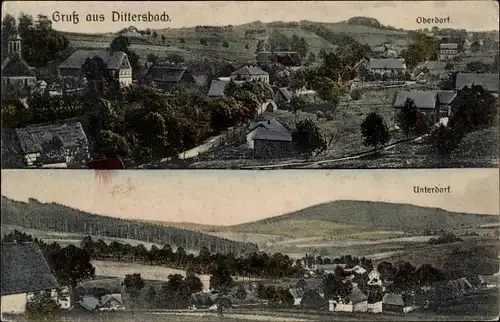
[1,23,37,88]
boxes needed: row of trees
[81,237,304,279]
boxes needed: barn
[1,243,63,315]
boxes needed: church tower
[7,21,22,58]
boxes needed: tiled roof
[437,90,458,104]
[208,80,228,97]
[1,54,36,77]
[455,73,499,92]
[393,90,437,109]
[15,120,88,154]
[348,286,367,304]
[369,58,406,70]
[278,87,293,101]
[248,118,291,142]
[383,293,404,306]
[146,66,187,82]
[58,50,127,70]
[232,66,268,76]
[1,243,60,296]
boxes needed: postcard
[0,1,498,170]
[0,169,499,321]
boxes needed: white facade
[1,293,27,315]
[230,74,269,84]
[329,300,368,312]
[118,68,132,87]
[367,301,383,313]
[367,270,383,286]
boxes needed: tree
[145,286,157,308]
[25,292,60,320]
[209,261,234,294]
[289,96,306,122]
[292,119,328,159]
[392,262,417,293]
[158,274,191,309]
[361,112,390,149]
[322,273,353,304]
[445,62,454,71]
[97,130,130,158]
[49,245,95,288]
[185,269,204,294]
[152,30,158,40]
[415,264,445,286]
[161,34,166,45]
[222,41,229,48]
[428,124,463,159]
[450,85,497,133]
[123,273,145,306]
[396,98,429,138]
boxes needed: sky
[1,169,498,226]
[1,1,499,33]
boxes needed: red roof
[277,54,295,66]
[89,157,125,170]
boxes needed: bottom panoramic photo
[0,170,499,322]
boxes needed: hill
[0,196,258,254]
[231,200,499,237]
[60,18,410,64]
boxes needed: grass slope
[0,196,258,253]
[232,200,499,237]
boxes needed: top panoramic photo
[1,1,498,170]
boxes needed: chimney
[267,120,271,124]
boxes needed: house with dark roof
[246,118,292,158]
[439,43,458,61]
[274,87,293,104]
[58,49,132,88]
[98,294,125,311]
[1,25,37,89]
[256,51,302,69]
[144,65,197,91]
[382,293,416,313]
[207,79,229,99]
[455,73,499,93]
[1,243,63,315]
[366,288,384,313]
[8,120,90,168]
[329,286,368,312]
[369,58,407,75]
[230,66,269,84]
[393,90,457,126]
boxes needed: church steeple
[8,20,22,58]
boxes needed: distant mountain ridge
[0,196,258,254]
[141,200,498,239]
[232,200,498,235]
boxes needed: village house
[366,288,384,313]
[98,294,125,311]
[246,118,292,158]
[274,87,293,104]
[439,43,459,61]
[382,293,416,313]
[329,286,368,312]
[314,264,347,274]
[368,58,407,75]
[230,66,270,84]
[1,243,69,315]
[367,269,383,287]
[393,90,457,126]
[58,49,133,89]
[371,44,398,58]
[1,25,37,89]
[144,65,197,91]
[455,73,499,94]
[256,51,302,70]
[9,120,90,168]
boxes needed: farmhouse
[207,80,229,99]
[11,120,90,168]
[246,118,292,158]
[256,51,302,69]
[368,58,407,75]
[439,43,459,61]
[274,87,293,104]
[1,243,67,315]
[58,49,133,88]
[329,286,368,312]
[366,288,383,313]
[393,90,457,126]
[1,26,37,88]
[382,293,415,313]
[231,66,269,84]
[99,294,125,311]
[144,65,197,91]
[455,73,499,93]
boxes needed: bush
[26,292,60,320]
[325,111,335,121]
[350,89,361,100]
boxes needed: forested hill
[0,196,258,254]
[233,200,499,235]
